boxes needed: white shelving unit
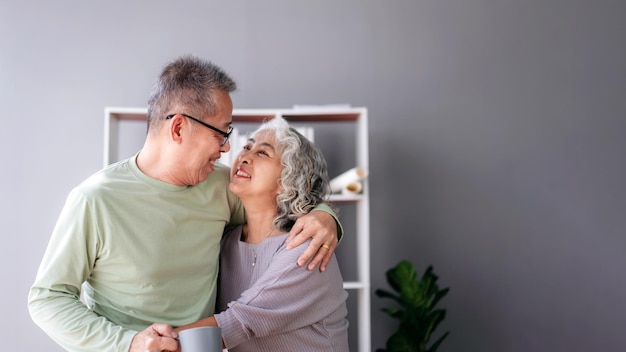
[104,106,371,352]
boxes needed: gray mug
[178,326,222,352]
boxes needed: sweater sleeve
[214,240,344,348]
[312,203,344,241]
[28,188,137,352]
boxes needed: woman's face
[229,130,283,201]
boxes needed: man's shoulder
[71,158,134,197]
[204,163,231,184]
[85,157,128,180]
[213,162,231,175]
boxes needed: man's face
[178,90,233,186]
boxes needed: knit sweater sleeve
[214,240,343,348]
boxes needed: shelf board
[328,194,365,203]
[105,108,364,123]
[343,281,369,290]
[233,107,363,122]
[281,112,361,122]
[106,107,148,121]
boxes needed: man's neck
[135,144,181,185]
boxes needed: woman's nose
[239,151,251,163]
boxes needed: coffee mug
[178,326,222,352]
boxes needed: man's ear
[169,115,184,143]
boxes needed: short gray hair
[146,55,237,131]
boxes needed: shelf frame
[104,106,371,352]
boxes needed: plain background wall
[2,0,625,351]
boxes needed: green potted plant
[375,260,450,352]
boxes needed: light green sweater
[29,155,246,351]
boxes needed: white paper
[330,167,368,193]
[341,181,363,195]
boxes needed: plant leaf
[423,309,446,344]
[382,307,405,320]
[376,260,450,352]
[427,332,449,352]
[430,287,450,309]
[386,260,418,296]
[386,329,418,352]
[376,288,402,305]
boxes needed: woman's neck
[241,202,281,244]
[243,223,281,244]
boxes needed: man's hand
[129,323,179,352]
[286,210,339,271]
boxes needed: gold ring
[322,244,330,250]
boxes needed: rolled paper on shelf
[330,167,368,193]
[342,181,363,195]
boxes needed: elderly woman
[176,116,349,351]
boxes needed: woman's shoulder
[222,225,244,244]
[273,235,311,256]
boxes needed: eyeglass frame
[166,113,233,146]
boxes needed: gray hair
[146,55,237,131]
[251,117,331,232]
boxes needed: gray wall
[2,0,625,351]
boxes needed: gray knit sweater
[214,225,350,351]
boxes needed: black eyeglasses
[166,113,233,146]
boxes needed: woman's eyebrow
[258,142,276,150]
[246,138,276,151]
